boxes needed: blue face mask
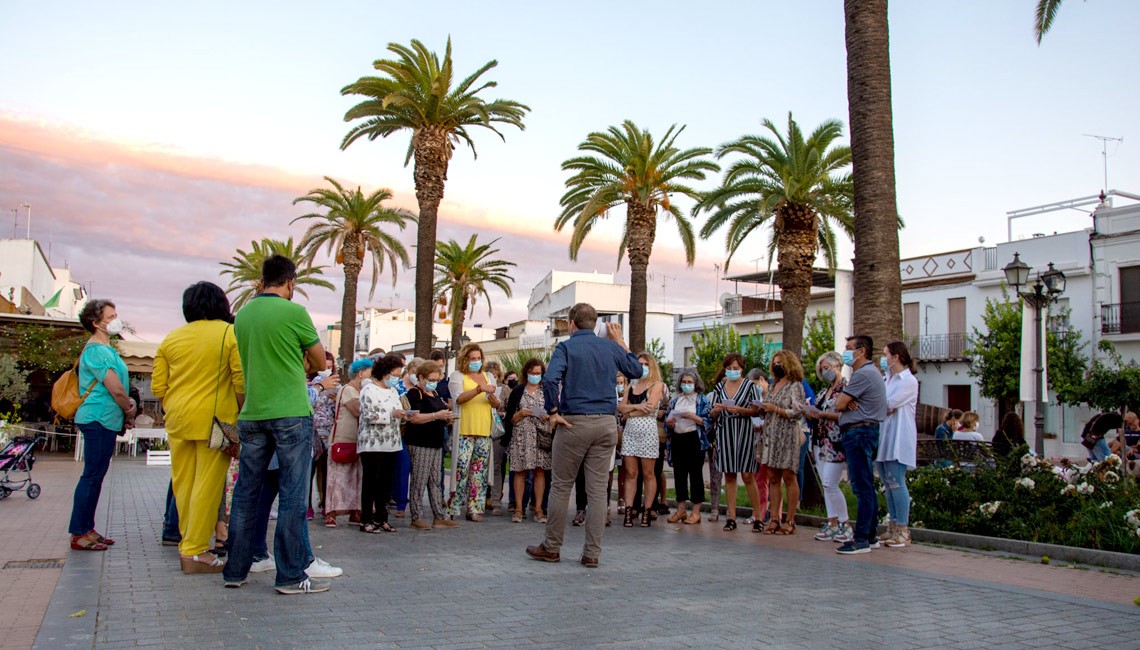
[527,373,542,385]
[681,383,695,394]
[880,358,889,373]
[616,384,625,395]
[468,360,483,372]
[425,380,439,391]
[724,369,742,381]
[842,350,856,367]
[384,376,400,388]
[641,365,650,379]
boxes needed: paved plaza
[6,457,1139,649]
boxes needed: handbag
[491,412,506,440]
[329,387,358,464]
[206,326,241,458]
[537,423,554,452]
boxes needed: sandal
[763,520,781,535]
[722,518,737,532]
[470,514,484,523]
[684,511,702,525]
[639,507,652,528]
[71,534,108,551]
[623,510,635,528]
[572,510,586,527]
[708,512,720,523]
[752,519,763,533]
[87,530,115,546]
[775,522,796,535]
[180,552,225,574]
[666,510,686,524]
[361,523,383,534]
[512,510,523,523]
[534,511,546,524]
[212,542,228,558]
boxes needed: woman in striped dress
[710,353,761,531]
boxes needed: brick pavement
[0,455,81,650]
[31,458,1140,649]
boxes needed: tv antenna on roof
[1083,133,1123,192]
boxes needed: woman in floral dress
[506,358,551,523]
[803,351,851,542]
[358,354,407,533]
[759,351,806,534]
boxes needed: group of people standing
[65,249,922,593]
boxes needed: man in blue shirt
[526,303,642,567]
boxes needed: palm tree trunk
[412,127,451,358]
[625,202,657,353]
[845,0,903,355]
[776,206,817,357]
[340,238,362,376]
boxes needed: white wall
[0,239,56,309]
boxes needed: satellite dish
[719,293,736,309]
[978,236,986,244]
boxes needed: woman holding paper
[710,354,762,531]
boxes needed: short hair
[960,411,979,430]
[457,343,484,370]
[484,360,503,380]
[504,369,518,380]
[417,360,442,379]
[374,353,405,379]
[182,282,233,324]
[945,409,964,422]
[676,368,704,394]
[637,353,663,386]
[771,350,804,382]
[428,349,446,362]
[522,357,545,376]
[403,359,420,376]
[79,299,115,334]
[368,347,386,357]
[261,254,297,288]
[846,335,874,358]
[885,340,916,373]
[746,368,765,382]
[569,303,598,330]
[816,351,844,382]
[349,358,373,378]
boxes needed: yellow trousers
[168,437,230,556]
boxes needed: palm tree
[433,235,516,354]
[340,38,530,358]
[556,121,718,352]
[695,113,854,356]
[218,237,334,310]
[1034,0,1066,43]
[844,0,903,357]
[292,177,416,366]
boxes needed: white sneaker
[305,557,342,578]
[833,523,854,544]
[250,555,275,573]
[814,524,839,541]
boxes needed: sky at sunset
[2,1,1138,341]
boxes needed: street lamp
[1004,253,1067,457]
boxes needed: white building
[0,239,88,318]
[670,192,1140,459]
[353,307,496,359]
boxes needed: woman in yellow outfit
[447,343,500,521]
[152,282,244,574]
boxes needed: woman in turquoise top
[68,299,135,551]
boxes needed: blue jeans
[69,422,117,535]
[162,480,181,541]
[842,424,880,545]
[875,460,910,526]
[224,417,313,587]
[251,469,279,561]
[1089,438,1110,463]
[394,447,410,511]
[796,431,810,499]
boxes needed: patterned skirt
[324,457,362,516]
[621,416,659,459]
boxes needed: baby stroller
[0,435,45,500]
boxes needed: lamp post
[1003,253,1066,457]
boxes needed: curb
[33,463,112,649]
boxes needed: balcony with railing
[1101,302,1140,335]
[910,333,971,362]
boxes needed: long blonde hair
[637,353,663,387]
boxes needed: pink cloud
[0,116,721,342]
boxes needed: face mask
[527,374,542,385]
[507,378,519,388]
[616,385,625,396]
[724,369,742,381]
[880,358,889,373]
[468,360,483,372]
[641,365,650,379]
[424,380,439,391]
[384,376,400,388]
[842,350,855,367]
[408,373,418,385]
[102,318,124,336]
[822,369,837,383]
[315,370,331,381]
[772,365,786,380]
[681,383,695,394]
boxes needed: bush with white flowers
[1016,477,1036,490]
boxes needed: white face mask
[102,318,124,336]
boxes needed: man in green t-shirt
[223,254,331,595]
